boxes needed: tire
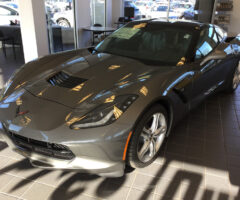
[127,105,168,168]
[57,18,71,28]
[225,60,240,93]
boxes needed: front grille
[47,71,87,88]
[8,132,75,160]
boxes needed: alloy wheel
[137,112,167,163]
[233,61,240,90]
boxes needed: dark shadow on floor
[0,141,7,151]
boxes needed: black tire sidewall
[127,104,168,168]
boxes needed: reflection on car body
[0,19,240,177]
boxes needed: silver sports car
[0,20,240,177]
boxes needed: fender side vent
[47,71,87,88]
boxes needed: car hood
[0,52,181,131]
[3,52,178,109]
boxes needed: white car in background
[52,10,74,28]
[150,4,181,19]
[135,1,152,15]
[0,3,59,26]
[0,4,19,25]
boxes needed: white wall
[106,0,113,27]
[228,0,240,36]
[112,0,123,26]
[18,0,49,63]
[75,0,92,48]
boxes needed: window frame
[214,25,228,43]
[194,25,221,61]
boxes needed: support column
[106,0,112,27]
[18,0,49,63]
[112,0,123,26]
[75,0,91,48]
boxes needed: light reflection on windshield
[96,22,194,66]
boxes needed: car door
[190,26,227,108]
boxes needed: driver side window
[195,27,219,60]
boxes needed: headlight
[70,94,138,129]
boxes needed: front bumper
[0,124,130,177]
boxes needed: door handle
[174,73,194,91]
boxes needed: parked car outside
[0,4,19,25]
[150,5,180,19]
[52,10,73,28]
[124,0,143,20]
[181,7,199,20]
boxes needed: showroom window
[195,26,219,59]
[0,1,19,26]
[45,0,76,53]
[122,0,197,21]
[122,0,215,23]
[91,0,106,27]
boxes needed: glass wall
[169,0,196,20]
[0,0,19,26]
[91,0,106,26]
[45,0,76,53]
[122,0,214,23]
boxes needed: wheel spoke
[154,125,167,136]
[137,111,167,163]
[138,140,151,161]
[150,114,160,133]
[149,139,156,158]
[143,127,151,135]
[141,131,149,140]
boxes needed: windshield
[96,22,194,66]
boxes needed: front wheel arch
[132,97,174,138]
[122,97,174,166]
[126,104,169,168]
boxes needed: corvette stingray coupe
[0,20,240,177]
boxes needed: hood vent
[47,71,87,89]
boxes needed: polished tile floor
[0,49,240,200]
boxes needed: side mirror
[200,50,226,66]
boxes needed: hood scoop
[47,71,87,89]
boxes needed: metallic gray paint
[0,21,240,177]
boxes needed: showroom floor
[0,49,240,200]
